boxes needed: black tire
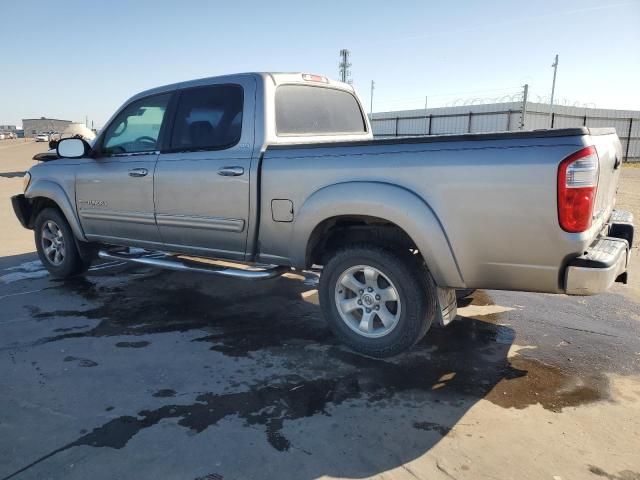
[34,207,91,278]
[455,289,476,300]
[319,244,438,358]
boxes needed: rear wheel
[34,208,91,278]
[319,244,437,357]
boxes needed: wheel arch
[26,180,87,241]
[291,181,465,287]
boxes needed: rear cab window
[275,85,366,136]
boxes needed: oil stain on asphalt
[2,268,621,479]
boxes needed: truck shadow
[1,259,609,480]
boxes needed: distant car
[35,133,49,142]
[0,133,5,140]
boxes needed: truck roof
[128,72,355,104]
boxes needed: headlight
[22,172,31,192]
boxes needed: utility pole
[549,54,559,127]
[520,84,529,130]
[369,80,375,118]
[424,96,429,134]
[338,49,352,84]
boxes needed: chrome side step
[97,250,289,280]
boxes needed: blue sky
[1,0,639,127]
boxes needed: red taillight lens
[302,73,329,83]
[558,146,599,233]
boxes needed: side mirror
[56,138,90,158]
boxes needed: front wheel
[319,245,437,358]
[34,208,91,278]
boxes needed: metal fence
[370,103,639,162]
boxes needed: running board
[97,250,289,280]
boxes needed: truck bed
[257,127,622,293]
[266,127,617,149]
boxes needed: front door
[154,80,255,260]
[76,92,172,247]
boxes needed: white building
[22,117,72,138]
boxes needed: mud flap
[435,287,457,327]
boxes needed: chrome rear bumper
[564,210,633,295]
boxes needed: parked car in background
[35,133,49,142]
[0,133,5,140]
[11,72,634,357]
[49,124,96,149]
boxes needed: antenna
[338,49,352,84]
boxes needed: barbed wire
[374,88,598,111]
[528,93,597,109]
[446,93,524,107]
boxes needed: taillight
[558,146,599,233]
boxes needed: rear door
[76,93,172,246]
[154,78,256,260]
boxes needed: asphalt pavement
[1,141,639,480]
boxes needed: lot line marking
[0,288,44,301]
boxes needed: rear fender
[291,182,464,287]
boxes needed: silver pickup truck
[12,72,634,357]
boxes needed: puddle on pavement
[9,269,613,477]
[588,465,640,480]
[27,271,611,415]
[29,271,331,355]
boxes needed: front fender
[290,181,464,287]
[26,179,87,241]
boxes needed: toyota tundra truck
[11,72,634,357]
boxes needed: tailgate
[590,129,623,222]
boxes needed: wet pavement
[1,251,639,480]
[2,144,640,479]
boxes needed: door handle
[128,168,148,177]
[217,166,244,176]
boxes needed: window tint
[170,85,243,150]
[276,85,366,135]
[103,93,171,154]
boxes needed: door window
[102,93,171,155]
[170,85,243,151]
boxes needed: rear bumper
[564,210,633,295]
[11,194,32,229]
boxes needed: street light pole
[370,80,375,118]
[549,54,559,127]
[424,96,429,134]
